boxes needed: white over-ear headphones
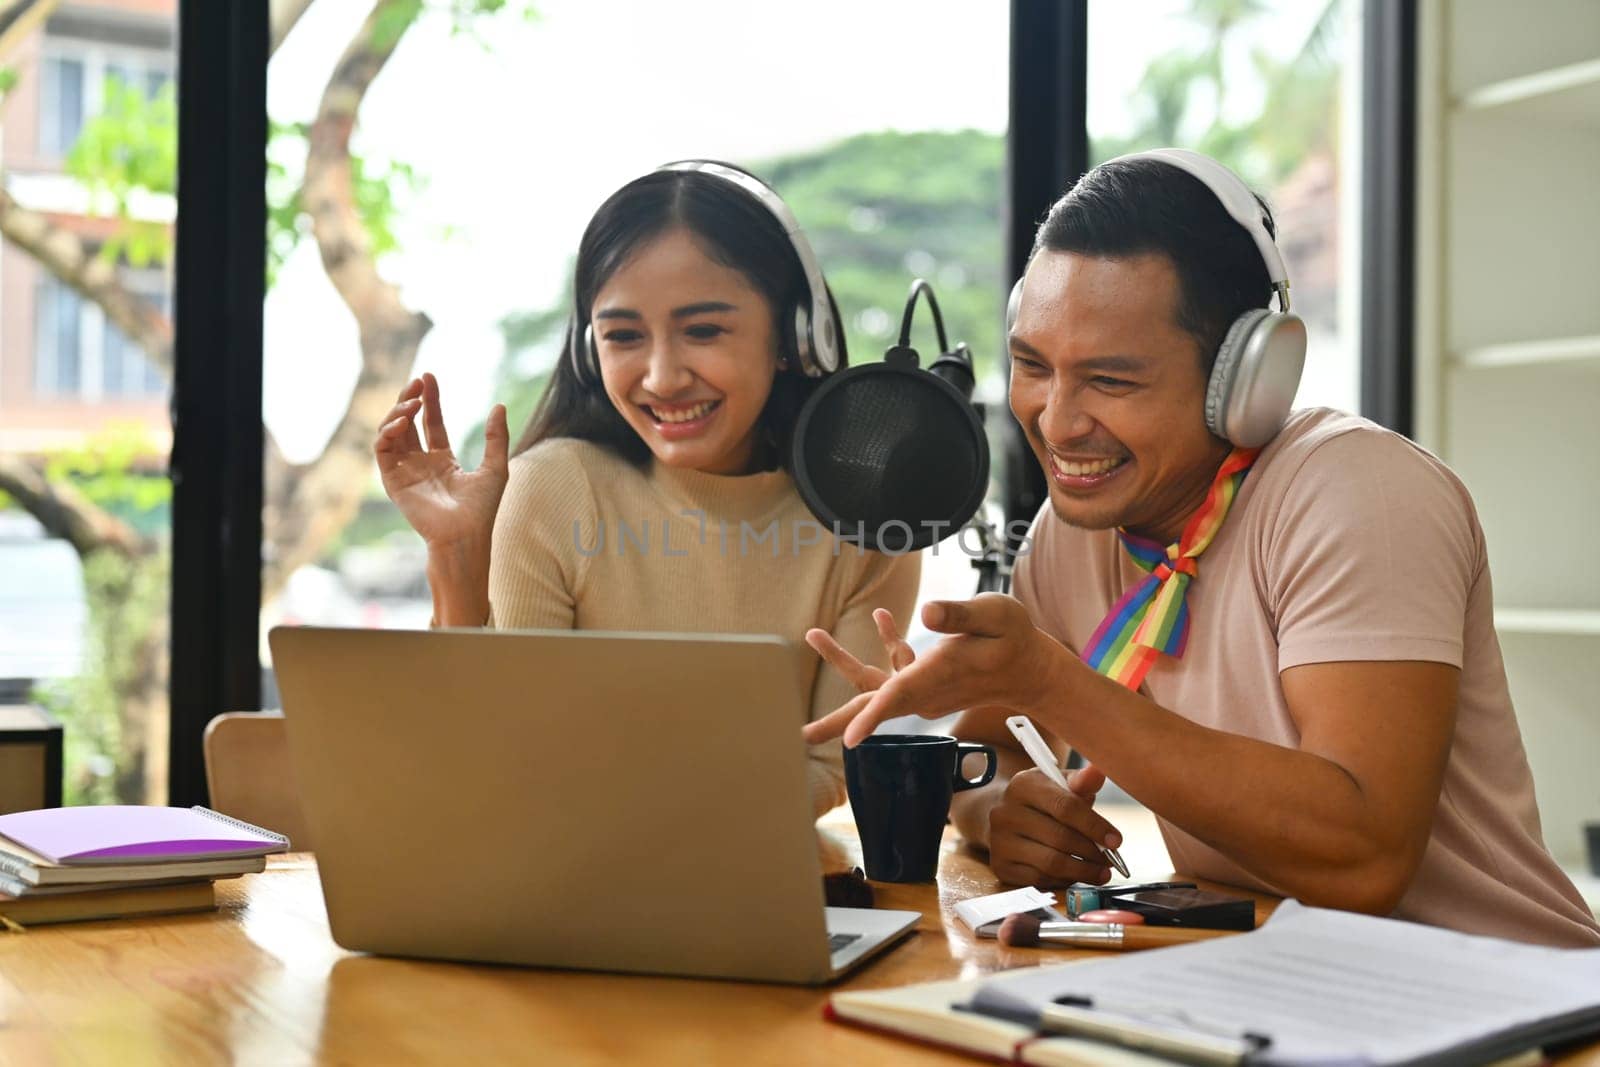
[1009,148,1307,449]
[569,160,843,388]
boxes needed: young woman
[374,162,920,816]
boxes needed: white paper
[954,886,1058,931]
[972,901,1600,1066]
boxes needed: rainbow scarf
[1080,447,1259,690]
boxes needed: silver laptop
[269,626,919,984]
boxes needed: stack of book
[0,805,289,928]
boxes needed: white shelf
[1453,333,1600,370]
[1430,2,1600,902]
[1494,609,1600,635]
[1454,57,1600,125]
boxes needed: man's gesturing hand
[802,594,1069,748]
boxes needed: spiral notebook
[0,805,287,871]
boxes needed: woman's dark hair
[1033,157,1275,373]
[514,166,844,469]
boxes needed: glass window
[1087,0,1362,412]
[33,275,166,400]
[104,275,169,399]
[40,55,85,160]
[54,283,82,394]
[103,316,160,398]
[2,9,176,806]
[262,1,1010,681]
[102,312,126,396]
[33,278,59,394]
[143,288,171,395]
[34,277,84,396]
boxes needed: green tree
[1091,0,1341,188]
[766,129,1007,379]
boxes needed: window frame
[1360,0,1417,435]
[167,0,267,807]
[999,0,1088,538]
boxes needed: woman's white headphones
[569,160,843,388]
[1009,148,1306,449]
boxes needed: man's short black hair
[1032,157,1275,373]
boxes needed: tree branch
[303,0,428,332]
[0,179,306,571]
[0,455,143,558]
[270,0,317,54]
[267,0,431,596]
[0,187,174,374]
[0,0,58,60]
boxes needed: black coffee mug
[844,734,997,883]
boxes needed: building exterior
[0,0,174,457]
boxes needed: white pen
[1005,715,1130,878]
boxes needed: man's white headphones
[569,160,843,388]
[1008,148,1306,449]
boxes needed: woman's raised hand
[375,373,510,549]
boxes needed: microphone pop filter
[790,359,989,553]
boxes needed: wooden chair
[202,712,313,851]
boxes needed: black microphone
[789,279,990,554]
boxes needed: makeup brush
[997,912,1242,951]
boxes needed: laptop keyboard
[828,932,863,954]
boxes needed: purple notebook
[0,806,289,866]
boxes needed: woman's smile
[642,398,724,439]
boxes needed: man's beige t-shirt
[1013,407,1600,947]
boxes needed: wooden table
[1,806,1596,1066]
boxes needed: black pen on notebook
[1005,715,1129,878]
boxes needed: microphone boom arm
[899,277,951,352]
[900,278,977,400]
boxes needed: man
[805,152,1599,947]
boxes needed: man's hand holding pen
[988,764,1122,887]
